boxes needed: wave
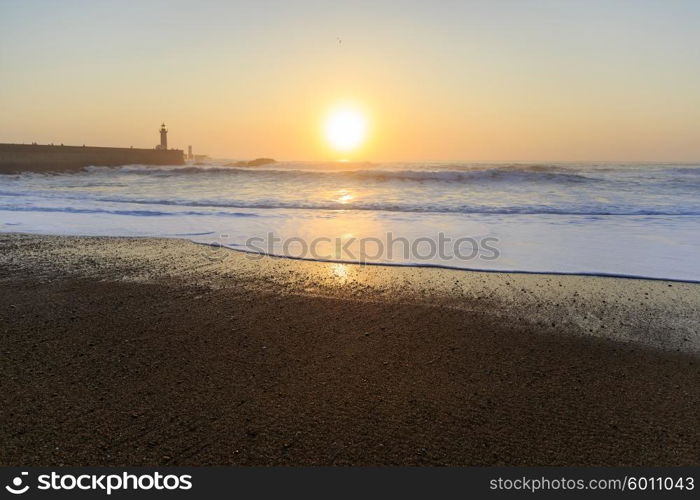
[0,206,260,218]
[3,162,699,217]
[79,164,602,185]
[2,201,700,217]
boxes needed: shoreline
[194,240,700,284]
[6,229,700,285]
[1,233,699,465]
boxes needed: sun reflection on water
[336,189,354,204]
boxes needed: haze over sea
[1,162,699,282]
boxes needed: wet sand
[1,233,699,465]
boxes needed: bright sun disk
[324,107,367,152]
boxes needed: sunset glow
[1,2,700,162]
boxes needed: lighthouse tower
[158,123,168,150]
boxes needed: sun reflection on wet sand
[330,263,351,283]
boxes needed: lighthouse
[158,123,168,150]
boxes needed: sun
[324,106,368,153]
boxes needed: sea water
[1,162,699,281]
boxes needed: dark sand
[1,233,699,466]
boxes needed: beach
[1,233,698,466]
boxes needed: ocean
[1,162,699,281]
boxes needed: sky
[1,0,699,162]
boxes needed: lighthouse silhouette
[158,123,168,150]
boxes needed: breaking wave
[79,164,607,185]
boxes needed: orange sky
[1,1,699,162]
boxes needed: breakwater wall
[0,143,184,173]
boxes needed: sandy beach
[1,233,699,466]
